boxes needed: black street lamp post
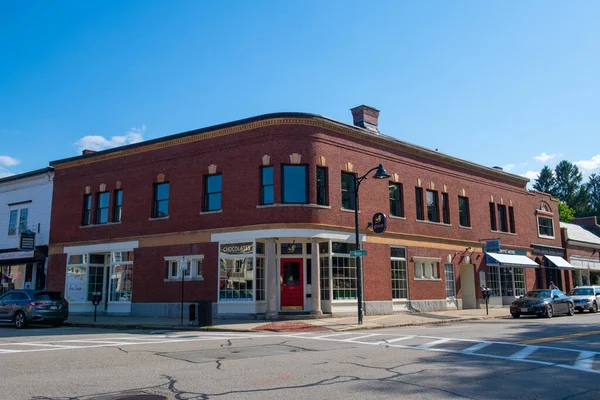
[353,164,391,325]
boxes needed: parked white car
[567,286,600,313]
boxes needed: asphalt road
[2,313,600,400]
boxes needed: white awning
[570,256,600,271]
[486,253,539,268]
[544,255,575,270]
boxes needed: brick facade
[46,111,565,316]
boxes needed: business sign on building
[19,231,35,251]
[372,212,387,234]
[484,240,500,253]
[0,251,34,261]
[220,242,253,255]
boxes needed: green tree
[558,201,575,222]
[587,173,600,217]
[553,160,583,207]
[533,166,556,194]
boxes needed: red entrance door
[280,258,303,310]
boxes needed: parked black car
[0,290,69,328]
[510,289,574,318]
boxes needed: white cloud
[521,170,540,181]
[74,125,146,153]
[0,155,20,167]
[502,164,515,172]
[534,152,556,163]
[575,154,600,171]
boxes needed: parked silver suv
[0,290,69,328]
[568,286,600,313]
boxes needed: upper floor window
[415,188,424,220]
[8,210,18,236]
[426,190,439,222]
[95,192,110,224]
[538,216,554,237]
[166,255,204,280]
[458,196,470,227]
[489,202,497,231]
[509,206,516,233]
[82,194,92,226]
[18,208,28,232]
[316,166,328,206]
[281,165,308,204]
[260,166,274,205]
[389,182,404,217]
[152,183,169,218]
[341,172,356,210]
[204,174,222,211]
[113,189,123,222]
[441,193,450,224]
[497,204,508,232]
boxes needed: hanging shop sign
[372,212,387,234]
[220,242,253,255]
[19,230,35,251]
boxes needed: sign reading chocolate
[220,242,254,255]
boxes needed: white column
[311,239,322,315]
[265,238,278,319]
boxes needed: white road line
[313,332,356,339]
[509,345,540,360]
[384,336,415,343]
[7,343,84,349]
[343,334,379,342]
[575,351,596,370]
[461,342,491,354]
[415,338,451,349]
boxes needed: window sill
[164,277,204,282]
[416,220,452,227]
[200,210,222,215]
[491,230,516,236]
[149,216,169,221]
[256,203,331,209]
[459,225,472,230]
[389,215,406,220]
[414,278,442,281]
[537,234,556,240]
[340,208,359,213]
[80,222,122,228]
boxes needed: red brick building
[46,106,569,317]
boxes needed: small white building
[0,168,54,294]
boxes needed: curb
[64,313,509,333]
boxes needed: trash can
[188,304,196,323]
[198,300,213,327]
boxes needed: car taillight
[30,301,48,307]
[62,300,69,306]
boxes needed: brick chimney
[82,149,96,155]
[350,105,380,133]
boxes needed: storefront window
[391,247,408,299]
[514,268,526,296]
[500,267,514,296]
[219,257,254,301]
[110,264,133,301]
[488,266,500,296]
[332,256,357,300]
[255,257,265,301]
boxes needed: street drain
[113,395,167,400]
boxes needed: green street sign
[350,249,367,257]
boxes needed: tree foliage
[534,162,600,219]
[533,166,555,194]
[558,201,575,222]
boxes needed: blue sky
[1,1,599,183]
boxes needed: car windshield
[525,290,551,298]
[34,292,63,301]
[569,288,593,296]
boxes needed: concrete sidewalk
[65,307,510,332]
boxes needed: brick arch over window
[538,200,552,213]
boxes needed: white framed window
[164,255,204,280]
[7,207,28,236]
[487,266,525,297]
[444,263,456,299]
[413,257,440,280]
[537,216,554,238]
[391,247,408,299]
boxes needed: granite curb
[64,313,509,332]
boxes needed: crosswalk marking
[575,351,596,370]
[383,335,416,343]
[415,338,451,349]
[461,342,491,354]
[343,334,379,342]
[509,345,540,360]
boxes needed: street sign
[372,212,387,234]
[350,249,367,257]
[485,240,500,252]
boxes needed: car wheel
[567,303,575,316]
[14,311,27,329]
[511,313,521,318]
[51,321,64,328]
[545,304,553,318]
[590,302,598,313]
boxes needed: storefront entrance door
[280,259,303,310]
